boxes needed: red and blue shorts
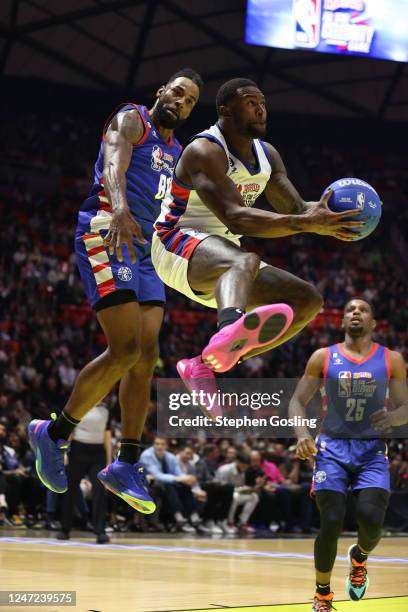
[75,199,165,310]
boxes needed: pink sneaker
[202,303,293,373]
[176,356,223,420]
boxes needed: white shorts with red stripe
[151,228,268,309]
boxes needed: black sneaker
[96,533,110,544]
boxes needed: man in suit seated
[140,437,202,532]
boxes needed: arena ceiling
[1,0,407,121]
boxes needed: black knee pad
[314,491,347,573]
[355,487,389,529]
[316,490,347,537]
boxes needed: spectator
[140,437,202,533]
[8,428,45,526]
[0,470,7,525]
[215,452,259,534]
[195,444,234,534]
[247,449,300,533]
[0,423,27,526]
[58,355,77,390]
[224,446,237,464]
[176,445,210,534]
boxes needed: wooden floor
[1,532,407,612]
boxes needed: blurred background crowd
[0,106,407,539]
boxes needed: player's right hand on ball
[296,437,317,460]
[304,189,365,241]
[104,208,147,263]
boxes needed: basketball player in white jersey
[152,78,362,399]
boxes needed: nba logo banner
[293,0,322,48]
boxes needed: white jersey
[154,123,272,242]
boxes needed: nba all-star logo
[117,266,132,282]
[338,370,352,397]
[151,145,174,172]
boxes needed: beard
[152,100,186,130]
[243,121,267,138]
[347,323,364,337]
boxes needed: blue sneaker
[346,544,369,600]
[28,418,69,493]
[97,460,156,514]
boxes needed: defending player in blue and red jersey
[289,298,408,611]
[28,69,203,514]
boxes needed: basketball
[324,177,382,241]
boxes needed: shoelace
[350,563,367,586]
[136,465,148,489]
[314,597,337,611]
[54,443,68,474]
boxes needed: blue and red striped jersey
[79,104,182,241]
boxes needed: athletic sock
[352,544,369,563]
[118,439,143,464]
[218,307,245,330]
[316,583,331,597]
[48,411,79,442]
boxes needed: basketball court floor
[1,533,407,611]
